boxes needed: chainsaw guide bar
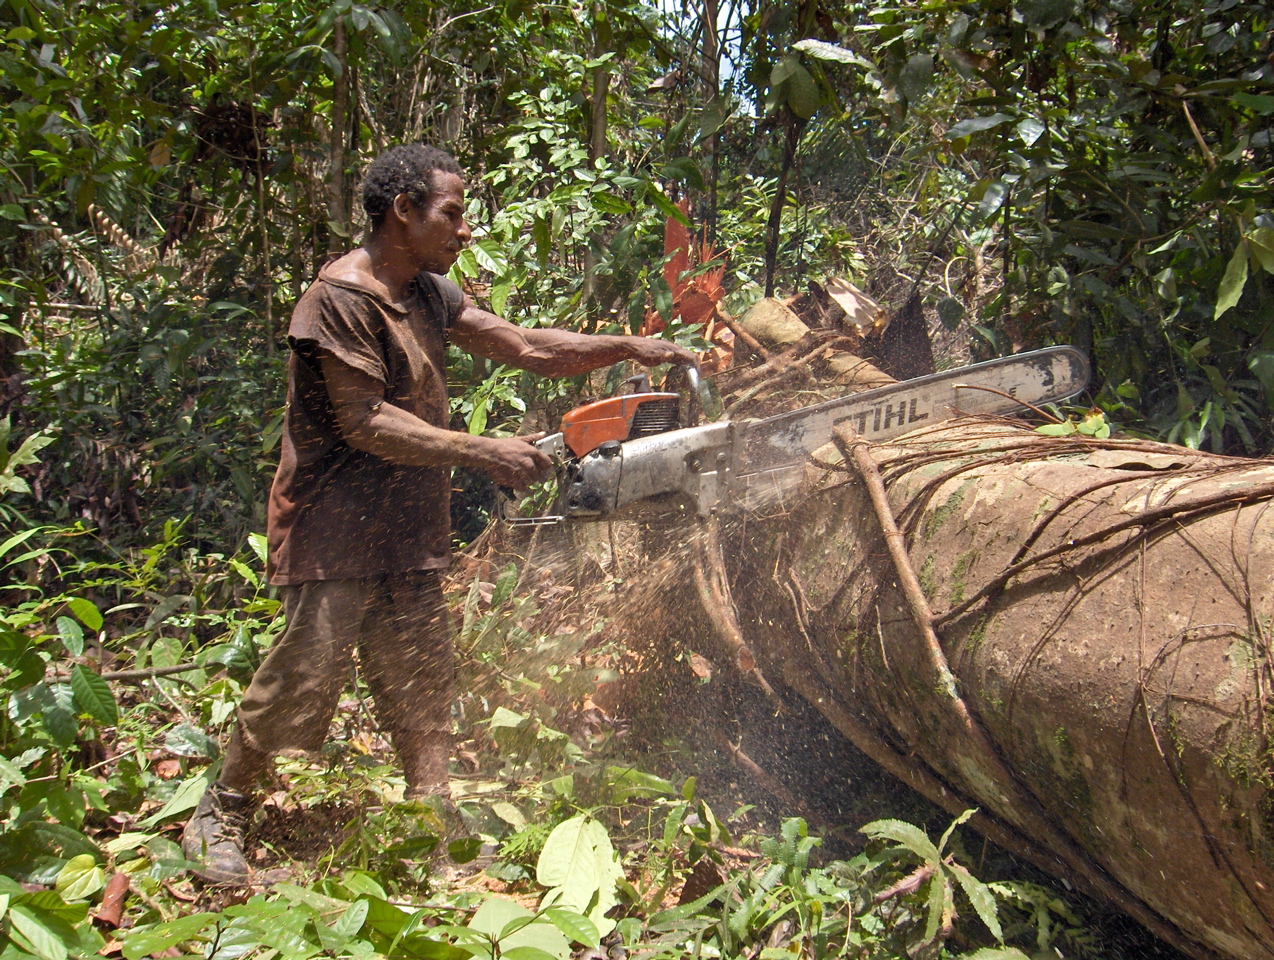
[516,345,1090,524]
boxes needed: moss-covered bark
[718,421,1274,960]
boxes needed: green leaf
[467,396,489,436]
[533,216,551,265]
[247,532,268,564]
[121,913,220,960]
[860,818,941,863]
[977,181,1009,221]
[936,297,965,329]
[1016,117,1046,146]
[332,898,369,938]
[138,770,213,827]
[542,907,599,948]
[8,905,69,960]
[502,948,560,960]
[473,239,508,275]
[937,809,976,853]
[643,185,689,226]
[785,62,821,120]
[55,854,104,900]
[164,723,217,758]
[1234,92,1274,115]
[0,204,26,221]
[1247,228,1274,273]
[923,872,945,944]
[1248,351,1274,398]
[947,113,1015,140]
[70,666,117,726]
[491,279,512,317]
[793,38,873,69]
[537,816,601,898]
[947,862,1003,942]
[1015,0,1075,29]
[0,527,44,561]
[898,53,932,101]
[1035,421,1077,436]
[468,899,568,960]
[1214,241,1249,320]
[961,949,1032,960]
[56,617,83,657]
[448,837,482,863]
[64,598,102,633]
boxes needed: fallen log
[714,419,1274,960]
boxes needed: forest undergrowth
[0,466,1179,960]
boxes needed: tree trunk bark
[714,421,1274,960]
[327,16,349,255]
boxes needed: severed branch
[710,726,824,827]
[692,517,783,712]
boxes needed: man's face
[402,171,471,274]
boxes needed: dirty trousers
[236,571,452,759]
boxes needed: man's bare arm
[319,352,552,487]
[450,299,697,376]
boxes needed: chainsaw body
[525,346,1091,523]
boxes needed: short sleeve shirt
[266,261,465,585]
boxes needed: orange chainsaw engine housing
[559,392,681,458]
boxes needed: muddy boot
[181,782,255,883]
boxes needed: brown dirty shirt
[267,261,465,585]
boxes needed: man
[182,144,694,882]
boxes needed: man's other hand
[475,435,554,488]
[625,338,698,368]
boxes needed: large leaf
[8,905,70,960]
[70,666,117,726]
[947,113,1015,140]
[468,898,569,960]
[121,913,220,960]
[1015,0,1075,28]
[785,62,821,120]
[55,617,83,658]
[860,818,941,863]
[898,53,933,101]
[1214,241,1249,320]
[54,854,104,900]
[793,38,874,70]
[947,862,1003,942]
[138,770,214,828]
[64,598,102,633]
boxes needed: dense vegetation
[1,0,1271,956]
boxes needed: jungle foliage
[0,0,1269,955]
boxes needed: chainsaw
[513,345,1090,524]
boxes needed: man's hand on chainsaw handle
[469,435,553,488]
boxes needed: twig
[101,662,216,682]
[1182,102,1217,171]
[710,726,823,827]
[952,383,1063,423]
[713,306,770,361]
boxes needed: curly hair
[360,145,463,229]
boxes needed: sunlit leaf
[1214,241,1249,320]
[947,113,1014,140]
[55,854,104,900]
[64,598,102,633]
[71,666,117,726]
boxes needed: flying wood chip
[825,277,887,335]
